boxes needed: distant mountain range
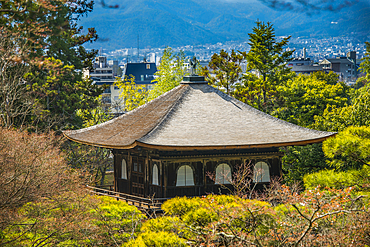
[78,0,370,50]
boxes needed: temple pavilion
[64,75,335,198]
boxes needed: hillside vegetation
[80,0,370,49]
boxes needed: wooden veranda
[86,185,168,214]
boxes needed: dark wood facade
[113,147,283,198]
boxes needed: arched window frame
[152,163,159,185]
[121,159,127,179]
[215,163,232,184]
[253,161,270,183]
[176,164,195,187]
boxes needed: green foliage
[125,231,187,247]
[313,105,352,132]
[281,144,329,185]
[323,126,370,169]
[182,207,218,228]
[161,195,274,235]
[304,170,356,190]
[202,49,243,95]
[314,79,370,132]
[76,102,113,128]
[161,196,203,217]
[352,76,369,89]
[0,1,100,132]
[141,216,182,233]
[91,196,145,242]
[237,21,294,113]
[349,85,370,127]
[359,41,370,80]
[25,57,102,131]
[3,195,145,246]
[148,47,188,101]
[0,0,97,67]
[274,71,350,128]
[303,166,370,190]
[141,193,370,246]
[115,75,149,112]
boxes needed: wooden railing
[86,185,169,211]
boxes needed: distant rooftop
[124,62,157,85]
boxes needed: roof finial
[182,56,206,84]
[189,56,197,75]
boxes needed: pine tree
[0,0,102,131]
[202,49,243,95]
[237,21,294,113]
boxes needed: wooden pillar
[144,153,149,197]
[127,151,132,194]
[164,161,167,198]
[203,159,206,193]
[113,150,118,192]
[278,157,283,177]
[160,161,163,198]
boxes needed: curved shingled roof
[64,79,335,150]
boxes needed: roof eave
[63,132,139,150]
[63,131,336,151]
[63,132,337,151]
[134,134,336,151]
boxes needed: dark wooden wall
[113,148,283,199]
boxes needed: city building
[123,62,157,91]
[287,58,323,74]
[287,48,323,74]
[84,57,158,113]
[320,51,358,83]
[83,56,123,112]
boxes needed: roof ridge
[101,85,187,143]
[206,84,335,136]
[64,84,186,138]
[138,85,191,143]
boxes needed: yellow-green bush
[211,194,239,204]
[125,231,187,247]
[141,216,182,233]
[182,207,218,227]
[4,195,146,246]
[91,196,146,241]
[303,166,370,190]
[161,196,203,216]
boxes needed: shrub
[182,207,218,227]
[161,196,203,216]
[141,216,182,233]
[125,231,187,247]
[2,195,145,246]
[303,166,370,190]
[132,189,369,246]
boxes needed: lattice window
[152,164,159,185]
[121,159,127,179]
[253,161,270,183]
[215,163,232,184]
[176,165,194,186]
